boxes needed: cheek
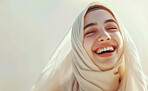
[83,37,95,52]
[117,33,123,48]
[112,32,123,51]
[112,32,123,44]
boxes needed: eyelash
[107,27,117,30]
[85,31,96,36]
[84,26,117,36]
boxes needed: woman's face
[83,9,123,71]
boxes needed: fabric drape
[31,2,148,91]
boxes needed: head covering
[31,2,148,91]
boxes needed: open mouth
[94,46,116,57]
[97,49,114,54]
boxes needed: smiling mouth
[96,50,114,54]
[94,46,116,57]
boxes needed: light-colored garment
[31,2,148,91]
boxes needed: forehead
[84,9,115,24]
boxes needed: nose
[97,32,111,42]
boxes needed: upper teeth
[96,46,114,53]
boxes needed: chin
[95,56,119,71]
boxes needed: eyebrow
[104,19,117,24]
[84,23,97,30]
[84,19,117,30]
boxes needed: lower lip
[95,49,116,57]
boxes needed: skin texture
[83,9,124,71]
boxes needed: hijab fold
[31,2,148,91]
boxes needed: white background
[0,0,148,91]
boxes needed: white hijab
[31,2,148,91]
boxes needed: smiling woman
[83,9,124,71]
[31,2,148,91]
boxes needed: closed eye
[107,27,117,30]
[85,31,96,36]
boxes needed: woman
[32,2,148,91]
